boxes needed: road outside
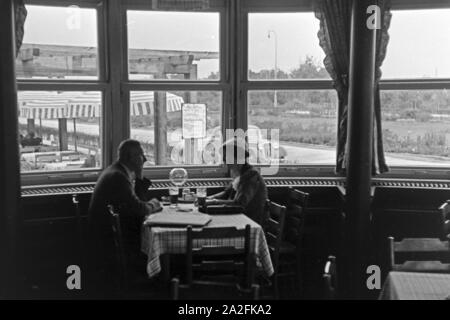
[19,118,450,168]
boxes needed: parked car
[169,125,286,165]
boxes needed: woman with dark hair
[208,139,268,225]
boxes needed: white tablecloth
[141,205,274,279]
[379,271,450,300]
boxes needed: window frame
[377,3,450,178]
[241,2,339,177]
[241,0,450,179]
[19,0,109,185]
[18,0,450,186]
[121,0,230,179]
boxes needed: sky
[21,5,450,79]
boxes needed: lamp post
[268,30,278,108]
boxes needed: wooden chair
[108,205,130,295]
[171,224,258,299]
[108,204,156,299]
[262,200,286,299]
[322,255,337,300]
[72,194,84,264]
[439,200,450,220]
[388,236,450,273]
[277,188,309,297]
[373,207,448,242]
[439,200,450,236]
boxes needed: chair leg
[251,284,260,300]
[296,253,302,298]
[171,278,179,300]
[273,275,279,300]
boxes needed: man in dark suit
[87,139,160,295]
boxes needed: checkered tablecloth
[141,206,274,279]
[379,272,450,300]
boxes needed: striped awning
[19,99,68,119]
[18,91,184,119]
[130,92,184,116]
[66,92,102,118]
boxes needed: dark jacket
[220,165,268,225]
[87,161,152,277]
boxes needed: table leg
[161,254,171,282]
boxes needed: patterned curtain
[14,0,27,57]
[152,0,210,10]
[373,0,392,174]
[314,0,391,175]
[314,0,352,174]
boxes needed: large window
[127,10,220,81]
[248,90,337,165]
[382,9,450,79]
[381,90,450,167]
[16,1,450,184]
[246,11,334,168]
[380,8,450,168]
[16,5,99,80]
[16,3,104,176]
[125,4,226,174]
[129,91,222,166]
[248,12,329,80]
[18,91,102,172]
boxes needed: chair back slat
[388,236,450,272]
[285,188,309,246]
[265,218,281,236]
[193,246,246,256]
[392,260,450,273]
[262,200,286,299]
[185,224,252,288]
[323,255,337,299]
[193,261,246,272]
[394,238,450,252]
[439,200,450,220]
[264,200,286,270]
[191,226,247,239]
[288,188,309,207]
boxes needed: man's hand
[148,198,162,212]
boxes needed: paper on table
[144,212,212,227]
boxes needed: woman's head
[221,138,250,177]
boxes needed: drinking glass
[169,186,179,208]
[196,187,207,207]
[182,188,191,200]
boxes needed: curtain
[314,0,352,174]
[152,0,210,10]
[373,0,392,174]
[314,0,391,174]
[14,0,27,57]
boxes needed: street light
[268,30,278,108]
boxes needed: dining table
[379,271,450,300]
[141,203,274,280]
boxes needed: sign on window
[182,104,207,139]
